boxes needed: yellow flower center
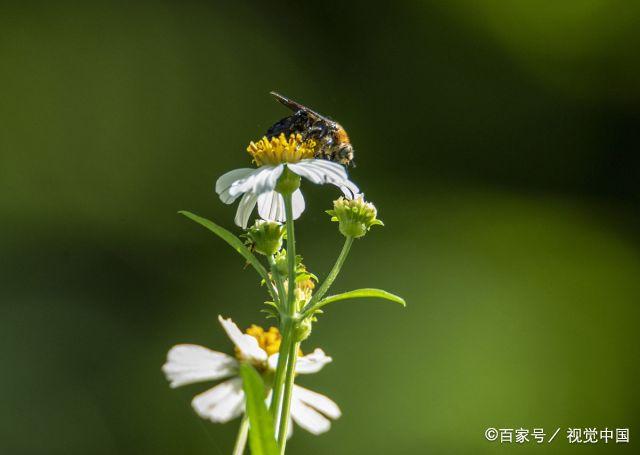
[235,324,303,363]
[245,324,282,356]
[247,133,317,166]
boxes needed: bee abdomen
[334,125,350,144]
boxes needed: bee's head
[337,143,355,166]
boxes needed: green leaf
[179,210,273,289]
[239,364,279,455]
[308,288,406,314]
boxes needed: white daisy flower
[162,315,341,436]
[216,133,359,228]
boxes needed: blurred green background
[1,1,639,453]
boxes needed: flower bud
[274,249,289,276]
[326,195,383,238]
[246,220,285,255]
[294,318,313,342]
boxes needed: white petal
[310,159,351,179]
[287,162,325,184]
[256,189,305,222]
[293,385,341,419]
[234,192,258,228]
[288,160,346,183]
[192,377,245,423]
[295,348,332,374]
[218,316,267,363]
[267,353,279,372]
[290,396,331,435]
[229,165,283,198]
[251,165,284,195]
[288,159,359,198]
[310,161,359,195]
[227,168,260,198]
[291,189,305,219]
[216,168,255,204]
[257,191,285,222]
[162,344,237,388]
[339,180,360,199]
[268,348,331,375]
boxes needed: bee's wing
[270,91,334,124]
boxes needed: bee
[266,91,355,166]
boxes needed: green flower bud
[274,249,289,276]
[275,166,301,196]
[246,220,285,255]
[273,250,313,281]
[326,195,384,238]
[294,318,313,342]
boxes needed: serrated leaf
[239,364,279,455]
[307,288,406,314]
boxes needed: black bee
[266,91,355,166]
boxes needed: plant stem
[269,317,291,420]
[284,196,296,314]
[267,255,287,310]
[277,338,300,452]
[232,415,249,455]
[271,193,300,452]
[303,236,354,313]
[267,254,291,422]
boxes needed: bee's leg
[316,136,336,161]
[291,111,317,137]
[302,125,327,146]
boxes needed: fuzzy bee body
[266,92,355,166]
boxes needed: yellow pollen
[245,324,282,356]
[247,133,317,166]
[236,324,303,361]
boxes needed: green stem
[284,196,296,314]
[272,193,300,453]
[267,254,291,422]
[303,236,354,313]
[269,317,292,419]
[232,415,249,455]
[277,339,300,452]
[267,255,287,310]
